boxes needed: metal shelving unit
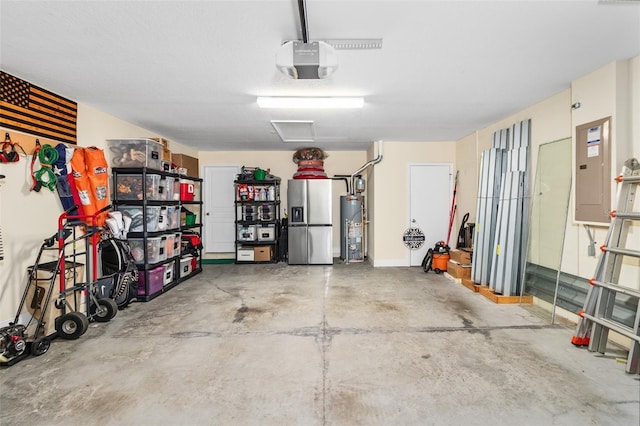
[112,167,202,301]
[234,176,281,263]
[178,175,203,281]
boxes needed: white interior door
[204,165,240,253]
[409,164,452,266]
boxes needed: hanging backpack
[98,237,138,308]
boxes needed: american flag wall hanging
[0,71,77,144]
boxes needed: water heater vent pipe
[350,140,383,195]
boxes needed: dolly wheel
[434,268,442,274]
[79,312,90,335]
[30,338,51,356]
[56,312,88,340]
[93,298,118,322]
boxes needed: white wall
[370,141,456,266]
[454,132,479,227]
[632,55,640,154]
[366,142,377,262]
[454,90,571,242]
[77,103,197,156]
[0,103,193,324]
[2,55,637,324]
[454,56,640,300]
[197,150,368,259]
[567,59,639,288]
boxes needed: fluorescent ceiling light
[257,96,364,109]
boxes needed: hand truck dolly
[0,205,117,366]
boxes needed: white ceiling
[1,0,639,152]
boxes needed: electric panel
[575,117,611,224]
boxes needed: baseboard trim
[371,259,410,267]
[201,258,235,264]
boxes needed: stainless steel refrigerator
[287,179,333,264]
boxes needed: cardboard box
[447,260,471,279]
[162,148,172,161]
[254,245,273,262]
[449,249,472,265]
[172,153,199,178]
[151,137,170,149]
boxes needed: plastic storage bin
[158,177,170,201]
[129,236,167,264]
[164,263,174,286]
[242,205,257,221]
[157,206,169,231]
[118,206,162,232]
[258,205,274,221]
[237,225,256,241]
[237,247,254,261]
[138,265,165,296]
[115,174,161,201]
[107,139,163,170]
[173,232,182,256]
[167,205,180,229]
[166,234,175,258]
[257,224,276,242]
[160,176,180,201]
[172,178,180,201]
[180,255,194,277]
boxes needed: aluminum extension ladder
[571,158,640,374]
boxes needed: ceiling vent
[276,41,338,79]
[271,120,315,142]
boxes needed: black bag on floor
[99,238,138,308]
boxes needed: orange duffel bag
[70,147,109,226]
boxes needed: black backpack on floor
[98,237,138,308]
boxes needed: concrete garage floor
[2,262,639,425]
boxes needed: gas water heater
[338,140,384,263]
[340,188,365,262]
